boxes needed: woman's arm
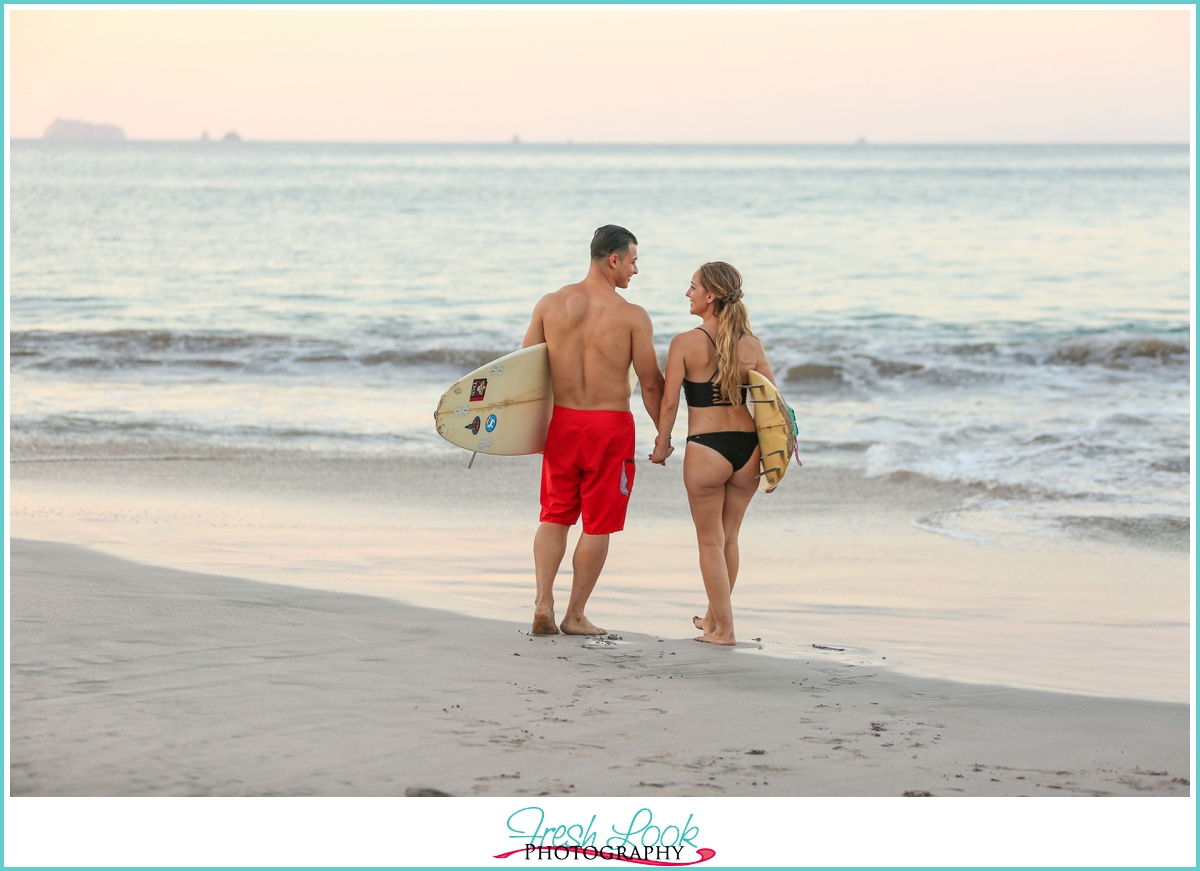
[749,338,789,493]
[649,333,686,465]
[749,337,778,386]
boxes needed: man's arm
[521,296,549,348]
[630,306,665,427]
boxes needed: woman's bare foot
[693,616,715,633]
[532,606,559,635]
[694,632,736,646]
[560,615,606,635]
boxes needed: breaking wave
[780,329,1188,392]
[10,329,513,375]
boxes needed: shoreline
[9,452,1191,704]
[9,537,1190,798]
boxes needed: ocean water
[8,141,1192,549]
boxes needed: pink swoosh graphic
[493,847,716,866]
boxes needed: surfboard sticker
[470,378,488,401]
[485,414,497,432]
[465,416,481,434]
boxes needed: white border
[4,797,1199,867]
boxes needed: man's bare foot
[532,606,559,635]
[560,615,606,635]
[694,632,736,646]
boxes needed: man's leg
[560,409,632,636]
[533,522,569,635]
[560,532,609,635]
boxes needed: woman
[649,262,777,645]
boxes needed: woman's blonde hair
[698,261,752,406]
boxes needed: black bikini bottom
[686,431,760,472]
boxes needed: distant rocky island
[43,118,125,141]
[200,130,242,142]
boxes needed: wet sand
[10,538,1189,798]
[9,452,1192,702]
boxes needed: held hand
[649,436,674,465]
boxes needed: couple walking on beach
[523,225,779,646]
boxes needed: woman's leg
[695,446,759,635]
[722,445,760,589]
[685,443,738,645]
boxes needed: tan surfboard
[434,344,553,455]
[745,369,799,491]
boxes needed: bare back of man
[533,283,658,411]
[522,227,666,636]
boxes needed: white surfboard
[434,344,553,455]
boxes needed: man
[522,225,668,636]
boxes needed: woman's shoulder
[670,327,707,348]
[739,331,766,357]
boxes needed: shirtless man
[522,225,668,636]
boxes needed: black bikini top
[683,328,735,408]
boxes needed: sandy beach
[9,536,1190,799]
[10,448,1192,699]
[5,386,1195,871]
[8,447,1192,800]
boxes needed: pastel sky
[7,7,1193,143]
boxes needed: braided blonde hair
[698,262,752,407]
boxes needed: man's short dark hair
[590,225,637,261]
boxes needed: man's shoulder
[542,282,577,299]
[535,284,579,311]
[608,294,648,321]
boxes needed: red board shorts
[540,406,636,535]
